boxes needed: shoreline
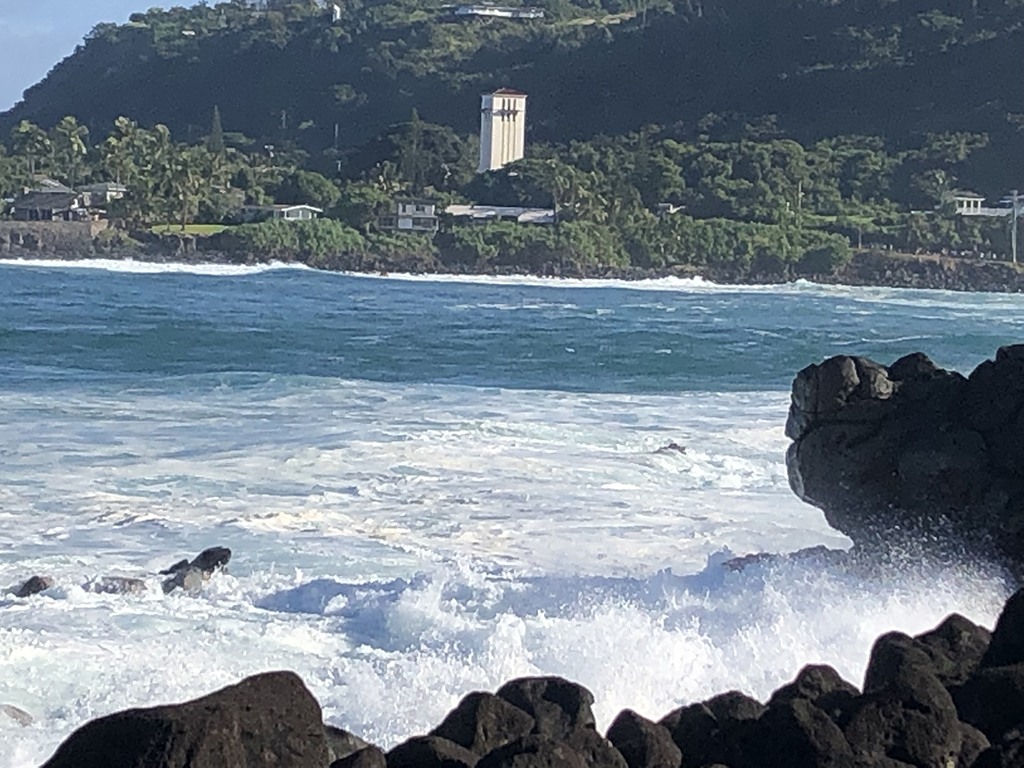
[3,239,1024,293]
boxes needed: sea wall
[30,586,1024,767]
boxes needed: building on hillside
[11,191,87,222]
[445,4,544,19]
[950,191,1011,217]
[446,203,554,225]
[239,204,323,222]
[478,89,527,173]
[379,199,439,233]
[79,182,128,207]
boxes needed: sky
[0,1,148,112]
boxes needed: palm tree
[51,116,89,188]
[9,120,51,178]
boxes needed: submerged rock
[13,574,53,597]
[0,704,33,726]
[161,546,231,594]
[786,345,1024,572]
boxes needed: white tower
[478,89,527,173]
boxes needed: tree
[9,121,51,177]
[207,105,226,156]
[51,116,89,187]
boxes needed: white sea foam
[0,376,1011,765]
[0,258,310,276]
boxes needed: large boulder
[41,671,329,768]
[786,346,1024,569]
[430,691,536,755]
[495,677,596,741]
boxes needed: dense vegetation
[1,0,1021,275]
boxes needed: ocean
[0,259,1020,766]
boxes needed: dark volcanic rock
[431,691,536,755]
[605,709,681,768]
[914,613,991,687]
[387,735,479,768]
[161,546,232,594]
[744,698,854,768]
[333,745,388,768]
[476,735,586,768]
[41,670,329,768]
[659,692,763,768]
[14,575,53,597]
[564,728,628,768]
[953,664,1024,741]
[785,346,1024,569]
[844,633,964,767]
[495,677,596,740]
[325,724,371,763]
[768,664,860,725]
[981,587,1024,668]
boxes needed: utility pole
[1013,189,1020,265]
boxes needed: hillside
[5,0,1024,192]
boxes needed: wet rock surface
[37,587,1024,768]
[786,345,1024,573]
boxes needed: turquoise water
[0,261,1021,767]
[3,265,1020,392]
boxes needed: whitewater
[0,260,1020,766]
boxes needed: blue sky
[0,1,147,112]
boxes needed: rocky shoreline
[3,226,1024,293]
[26,585,1024,767]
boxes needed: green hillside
[4,0,1024,191]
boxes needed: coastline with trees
[3,0,1024,290]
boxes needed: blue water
[3,266,1021,392]
[2,262,1023,767]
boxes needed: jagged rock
[326,724,371,763]
[386,735,479,768]
[914,613,991,687]
[785,346,1024,568]
[605,709,681,768]
[431,691,536,755]
[160,546,231,594]
[958,722,991,767]
[564,728,628,768]
[0,704,33,726]
[333,745,387,768]
[742,698,853,768]
[40,671,329,768]
[972,727,1024,768]
[14,575,53,597]
[844,632,963,767]
[476,735,586,768]
[952,664,1024,741]
[659,692,762,768]
[495,677,596,741]
[768,664,860,725]
[980,587,1024,668]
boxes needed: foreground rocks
[786,345,1024,573]
[39,587,1024,767]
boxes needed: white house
[379,199,439,233]
[950,191,1011,217]
[478,88,527,173]
[448,4,544,19]
[239,204,323,222]
[446,204,554,225]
